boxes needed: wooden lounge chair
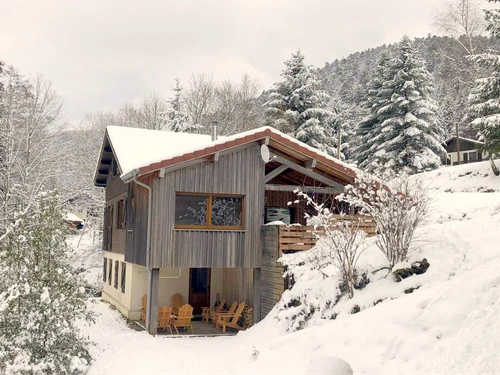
[140,294,147,323]
[216,301,246,333]
[201,298,226,324]
[213,301,237,325]
[171,293,184,315]
[158,306,173,334]
[172,304,194,334]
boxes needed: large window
[114,261,119,289]
[175,193,243,229]
[121,262,126,293]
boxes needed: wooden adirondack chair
[157,306,173,333]
[213,300,237,325]
[216,302,246,333]
[201,298,226,324]
[140,294,147,323]
[171,293,184,315]
[172,304,194,334]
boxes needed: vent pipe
[211,121,218,141]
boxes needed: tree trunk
[489,157,500,176]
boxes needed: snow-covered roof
[106,126,216,177]
[64,212,84,222]
[94,126,359,187]
[444,136,484,145]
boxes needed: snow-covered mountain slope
[84,161,500,374]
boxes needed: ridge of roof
[135,126,358,179]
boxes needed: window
[175,193,243,229]
[463,152,469,163]
[114,261,119,289]
[469,151,477,161]
[116,199,125,229]
[108,260,112,285]
[478,152,483,161]
[106,205,113,250]
[103,258,107,282]
[120,262,126,293]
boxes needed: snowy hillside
[84,161,500,374]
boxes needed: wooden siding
[111,229,126,254]
[105,159,127,202]
[172,230,246,268]
[260,226,285,318]
[446,138,481,153]
[222,268,254,306]
[124,176,153,266]
[151,144,265,269]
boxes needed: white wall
[102,252,131,317]
[448,150,488,165]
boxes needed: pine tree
[468,9,500,175]
[166,78,200,133]
[357,37,446,176]
[0,193,94,375]
[265,50,335,154]
[353,52,393,169]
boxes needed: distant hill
[316,35,500,138]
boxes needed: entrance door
[189,268,211,315]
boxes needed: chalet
[93,126,360,335]
[445,136,487,165]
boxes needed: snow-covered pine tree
[0,192,94,375]
[265,50,336,154]
[468,9,500,175]
[359,37,446,176]
[166,78,200,133]
[353,52,393,169]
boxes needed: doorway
[189,268,211,315]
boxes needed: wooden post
[253,268,261,324]
[147,268,159,336]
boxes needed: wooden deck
[278,214,377,256]
[134,320,238,337]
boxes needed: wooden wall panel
[150,144,265,269]
[222,268,254,305]
[105,160,127,202]
[111,229,126,254]
[260,226,285,318]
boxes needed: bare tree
[183,73,216,130]
[341,174,430,268]
[433,0,485,55]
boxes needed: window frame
[174,192,244,230]
[103,258,107,282]
[116,199,125,229]
[108,260,112,285]
[120,262,126,293]
[114,260,119,289]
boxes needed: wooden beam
[270,153,345,190]
[265,184,342,194]
[264,165,288,183]
[147,268,159,336]
[305,159,317,169]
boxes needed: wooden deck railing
[278,214,377,256]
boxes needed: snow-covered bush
[341,173,430,268]
[0,192,94,375]
[277,191,368,331]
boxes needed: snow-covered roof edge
[444,136,484,145]
[136,126,359,181]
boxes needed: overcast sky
[1,0,447,123]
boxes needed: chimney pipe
[211,121,218,141]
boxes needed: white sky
[1,0,451,122]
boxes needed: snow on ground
[67,228,103,293]
[84,161,500,374]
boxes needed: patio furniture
[140,294,147,323]
[213,300,237,325]
[172,304,194,334]
[158,306,173,334]
[216,301,246,333]
[171,293,184,315]
[201,298,226,324]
